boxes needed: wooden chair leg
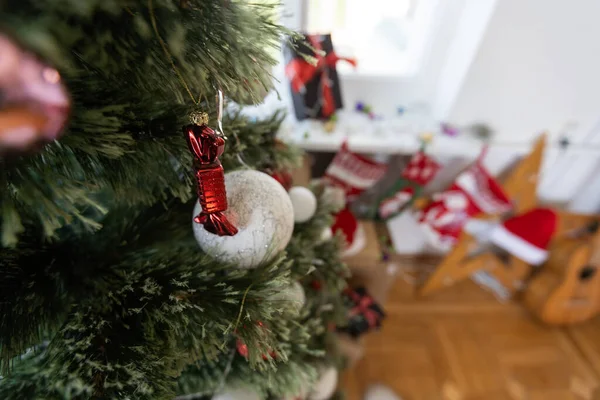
[419,233,498,296]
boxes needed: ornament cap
[189,111,209,126]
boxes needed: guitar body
[523,239,599,325]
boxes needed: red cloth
[418,158,512,250]
[379,187,415,219]
[401,151,441,186]
[378,151,441,219]
[324,141,388,200]
[285,35,356,118]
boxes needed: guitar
[523,234,600,325]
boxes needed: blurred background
[249,0,600,212]
[263,1,600,399]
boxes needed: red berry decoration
[311,280,323,291]
[261,349,277,361]
[236,338,249,358]
[270,170,293,191]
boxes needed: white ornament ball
[289,186,317,223]
[309,367,339,400]
[271,281,306,313]
[193,170,294,269]
[213,388,260,400]
[319,227,333,243]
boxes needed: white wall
[277,0,600,211]
[444,0,600,209]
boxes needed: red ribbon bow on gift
[285,35,357,118]
[347,290,380,328]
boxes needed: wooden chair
[418,135,547,298]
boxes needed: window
[303,0,439,77]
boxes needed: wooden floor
[342,277,600,400]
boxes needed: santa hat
[489,208,558,265]
[332,206,366,257]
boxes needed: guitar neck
[588,229,600,266]
[565,219,600,266]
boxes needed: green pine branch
[0,1,349,398]
[0,0,296,246]
[177,186,350,399]
[1,190,349,399]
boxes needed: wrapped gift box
[284,33,355,120]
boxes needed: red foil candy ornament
[184,122,238,236]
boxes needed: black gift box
[337,287,385,338]
[284,33,346,121]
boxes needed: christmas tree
[0,1,348,399]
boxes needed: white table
[278,109,492,158]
